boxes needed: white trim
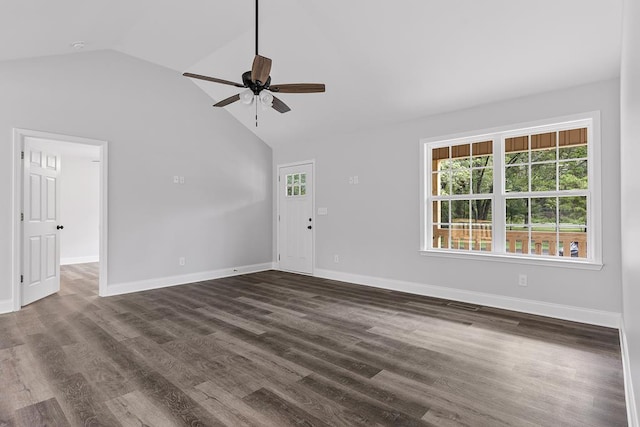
[276,160,316,275]
[60,256,100,266]
[313,268,620,328]
[105,262,274,297]
[0,299,14,315]
[621,320,639,427]
[12,129,109,311]
[420,249,603,270]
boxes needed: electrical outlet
[518,274,527,287]
[173,175,180,184]
[348,176,354,184]
[334,254,339,263]
[353,175,359,184]
[179,257,186,266]
[179,176,185,184]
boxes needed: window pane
[531,148,556,162]
[506,198,528,225]
[294,174,300,184]
[531,131,556,150]
[471,225,492,251]
[505,136,528,165]
[287,186,293,196]
[300,185,306,195]
[451,167,470,195]
[472,140,493,167]
[432,146,450,164]
[505,231,528,254]
[559,196,587,228]
[505,151,528,164]
[293,185,300,196]
[287,175,293,185]
[559,145,587,160]
[301,173,306,184]
[451,143,470,162]
[559,160,588,190]
[433,172,449,196]
[531,228,557,256]
[451,200,470,222]
[473,155,493,168]
[531,163,556,192]
[450,223,470,250]
[472,168,493,194]
[438,158,452,171]
[432,201,450,223]
[531,197,557,225]
[432,225,450,249]
[472,199,492,222]
[505,165,528,192]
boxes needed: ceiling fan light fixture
[240,89,255,105]
[259,91,274,108]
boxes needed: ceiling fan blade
[214,94,241,107]
[183,72,245,88]
[272,95,291,113]
[251,55,272,84]
[269,83,326,94]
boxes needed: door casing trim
[12,128,109,310]
[276,160,315,275]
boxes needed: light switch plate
[318,207,328,215]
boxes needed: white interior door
[279,163,313,274]
[22,138,62,306]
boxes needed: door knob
[307,225,312,229]
[57,225,64,230]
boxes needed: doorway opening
[11,129,109,310]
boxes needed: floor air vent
[446,301,481,311]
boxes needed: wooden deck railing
[432,225,587,257]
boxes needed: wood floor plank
[0,264,628,426]
[13,398,70,427]
[242,387,332,427]
[0,345,55,413]
[105,390,176,427]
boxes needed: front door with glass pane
[278,163,313,274]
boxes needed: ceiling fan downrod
[255,0,259,56]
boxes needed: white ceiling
[2,0,623,147]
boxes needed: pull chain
[255,97,258,127]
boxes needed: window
[286,173,307,197]
[422,114,600,266]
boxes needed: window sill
[419,249,603,270]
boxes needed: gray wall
[621,0,640,416]
[274,78,621,313]
[0,49,272,302]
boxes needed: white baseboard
[313,268,621,328]
[621,321,639,427]
[61,256,99,266]
[105,262,274,297]
[0,298,14,314]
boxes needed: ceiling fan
[183,0,325,116]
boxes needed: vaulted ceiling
[1,0,623,147]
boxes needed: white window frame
[419,112,602,270]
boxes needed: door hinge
[278,175,281,182]
[20,212,24,221]
[278,254,280,261]
[21,151,24,160]
[20,275,23,283]
[278,215,280,221]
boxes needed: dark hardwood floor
[0,263,627,426]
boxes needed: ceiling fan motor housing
[242,71,271,94]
